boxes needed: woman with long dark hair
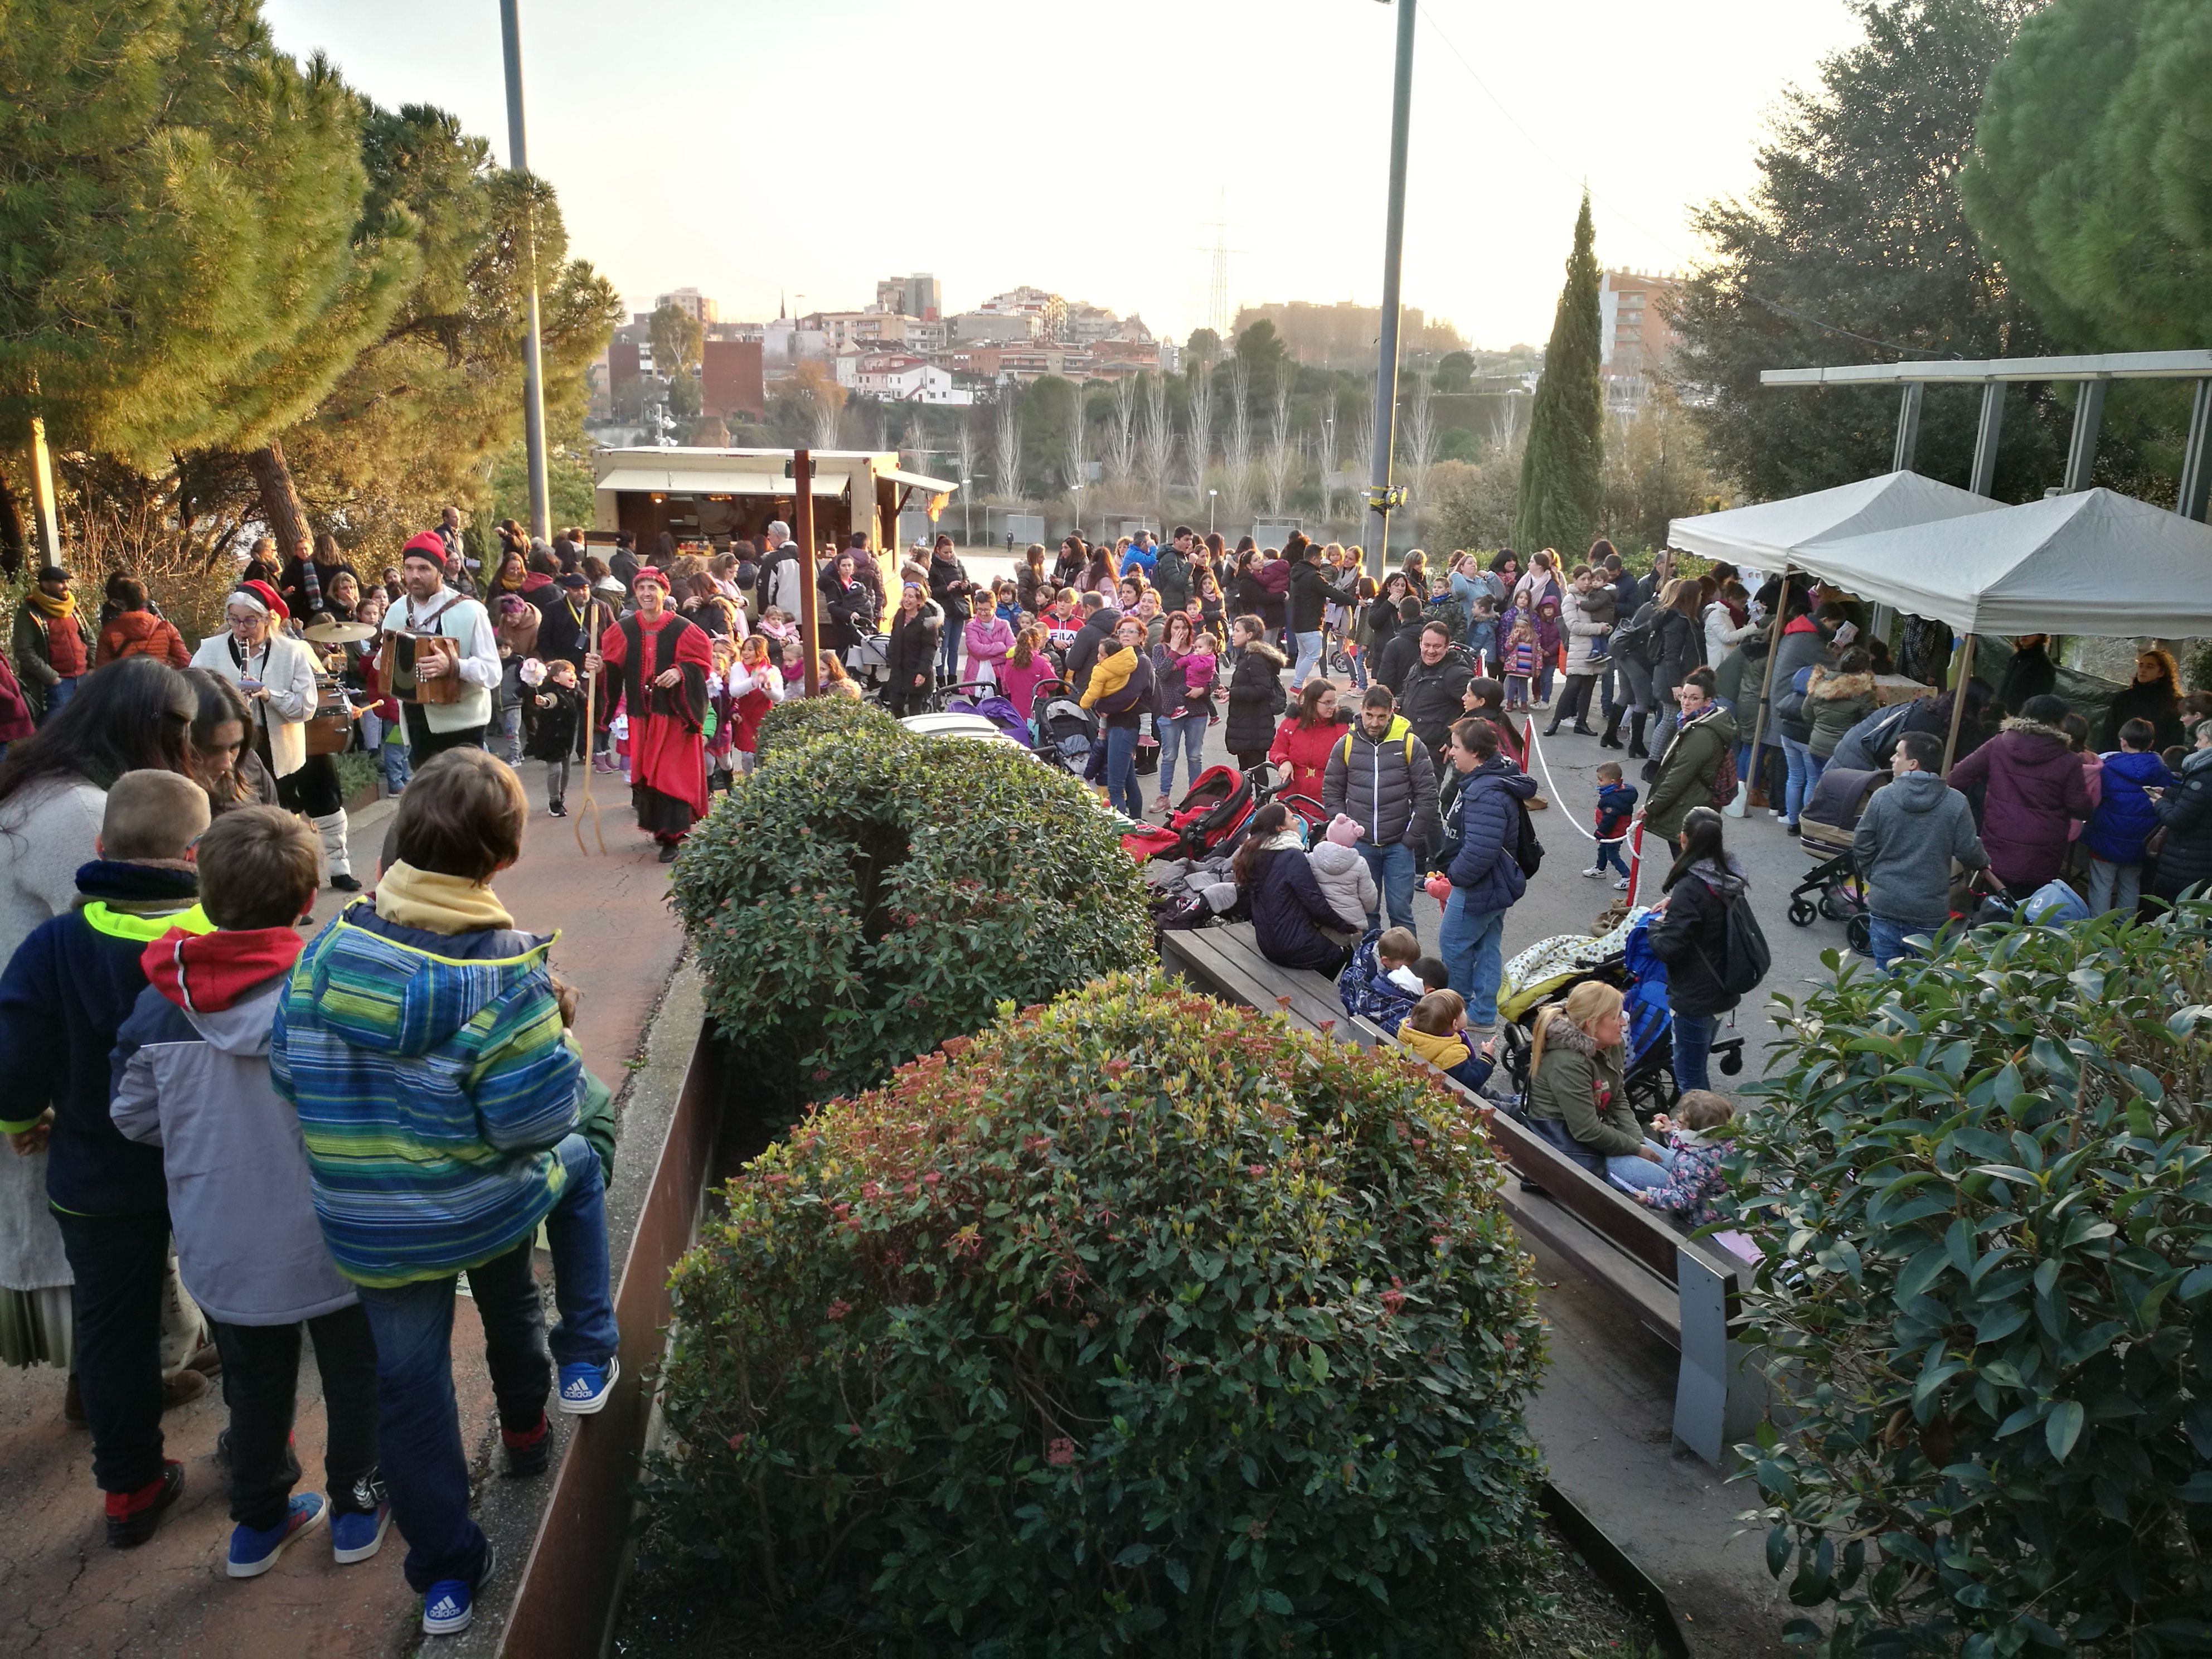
[1231,801,1351,975]
[1645,807,1756,1093]
[182,667,278,814]
[2099,648,2185,752]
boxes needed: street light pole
[1363,0,1417,581]
[500,0,551,543]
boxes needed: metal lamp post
[499,0,551,542]
[1363,0,1417,580]
[1209,488,1219,534]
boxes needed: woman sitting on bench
[1522,981,1670,1190]
[1231,801,1353,978]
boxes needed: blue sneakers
[226,1493,327,1579]
[331,1501,391,1565]
[557,1355,618,1415]
[422,1540,496,1637]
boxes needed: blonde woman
[1522,981,1670,1190]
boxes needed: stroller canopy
[1666,470,2003,568]
[1779,487,2212,637]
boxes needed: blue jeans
[1866,914,1929,971]
[1595,837,1631,878]
[1672,1009,1717,1094]
[1291,629,1323,688]
[1439,889,1506,1027]
[355,1135,616,1592]
[1779,734,1821,824]
[1103,722,1143,817]
[1607,1139,1675,1191]
[43,675,80,722]
[938,620,962,682]
[1356,839,1418,934]
[1157,710,1209,801]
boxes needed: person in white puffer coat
[1309,814,1381,932]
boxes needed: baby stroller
[1144,765,1263,861]
[1493,910,1745,1116]
[1787,765,1884,954]
[846,630,892,697]
[1250,759,1331,838]
[939,681,1034,748]
[1032,679,1097,776]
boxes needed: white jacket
[1561,588,1612,677]
[191,628,319,778]
[1307,842,1379,932]
[1704,602,1757,669]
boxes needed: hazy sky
[263,0,1862,349]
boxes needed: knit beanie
[1326,813,1363,848]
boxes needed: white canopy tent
[1666,469,2004,567]
[1779,487,2212,638]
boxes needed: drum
[304,676,354,756]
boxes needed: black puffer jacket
[2152,744,2212,901]
[1321,716,1440,850]
[928,552,976,629]
[817,568,877,652]
[1064,607,1122,693]
[884,601,942,700]
[1646,853,1753,1017]
[1649,607,1704,702]
[1246,834,1347,972]
[1398,653,1473,756]
[1225,641,1288,755]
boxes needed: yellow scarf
[373,860,515,934]
[26,588,75,620]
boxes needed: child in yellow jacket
[1078,644,1136,711]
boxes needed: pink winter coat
[963,614,1015,682]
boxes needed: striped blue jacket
[270,903,582,1287]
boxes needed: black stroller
[1786,765,1885,954]
[1031,679,1098,777]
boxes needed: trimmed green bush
[1733,913,2212,1656]
[647,973,1549,1655]
[671,725,1151,1108]
[753,694,902,767]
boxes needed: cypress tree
[1512,192,1604,557]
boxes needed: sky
[261,0,1864,350]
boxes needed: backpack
[1510,798,1545,880]
[1610,607,1658,669]
[1707,742,1738,811]
[1337,731,1419,770]
[1692,890,1772,1000]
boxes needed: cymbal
[303,620,377,643]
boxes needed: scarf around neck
[26,588,75,620]
[373,860,515,933]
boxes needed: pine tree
[0,1,416,468]
[1512,193,1604,558]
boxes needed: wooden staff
[1941,633,1977,777]
[576,603,607,855]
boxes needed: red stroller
[1120,764,1261,862]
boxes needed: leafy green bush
[647,973,1549,1655]
[670,725,1151,1108]
[1732,913,2212,1656]
[753,694,900,767]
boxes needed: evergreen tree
[0,1,416,468]
[1512,193,1604,557]
[1961,0,2212,353]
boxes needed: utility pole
[1362,0,1417,581]
[500,0,551,543]
[794,449,821,697]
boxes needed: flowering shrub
[647,973,1549,1653]
[751,693,900,766]
[1733,910,2212,1656]
[671,724,1151,1108]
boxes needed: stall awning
[1787,488,2212,637]
[595,468,844,497]
[881,467,959,494]
[1667,470,2002,565]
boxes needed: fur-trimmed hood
[1806,668,1875,701]
[1541,1013,1603,1059]
[1240,638,1288,667]
[1998,715,2070,744]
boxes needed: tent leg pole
[1942,635,1976,777]
[1970,384,2006,497]
[1891,383,1923,474]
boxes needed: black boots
[1598,710,1624,750]
[1628,714,1650,759]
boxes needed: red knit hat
[402,531,449,564]
[632,565,666,589]
[231,578,288,620]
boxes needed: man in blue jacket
[1434,716,1536,1036]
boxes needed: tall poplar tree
[1512,193,1604,557]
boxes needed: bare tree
[1313,403,1340,526]
[1263,385,1296,518]
[1489,391,1524,453]
[1403,372,1438,509]
[1224,362,1253,521]
[1139,372,1172,515]
[994,396,1025,503]
[1107,375,1137,482]
[1186,367,1215,505]
[954,416,981,543]
[1063,405,1089,498]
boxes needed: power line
[1415,3,1958,362]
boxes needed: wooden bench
[1159,921,1763,1467]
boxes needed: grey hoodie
[112,972,356,1326]
[1852,769,1986,928]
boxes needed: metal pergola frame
[1760,348,2212,518]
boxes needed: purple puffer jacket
[1946,717,2094,889]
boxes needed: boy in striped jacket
[270,749,617,1639]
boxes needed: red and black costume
[597,578,712,846]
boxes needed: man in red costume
[584,567,712,862]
